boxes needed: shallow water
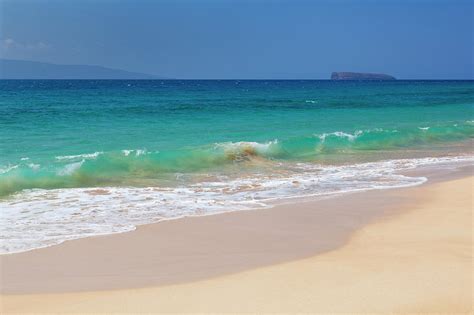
[1,80,473,253]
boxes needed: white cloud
[3,38,15,47]
[0,38,51,58]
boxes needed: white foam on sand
[1,155,472,254]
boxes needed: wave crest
[0,122,472,196]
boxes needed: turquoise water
[1,80,473,253]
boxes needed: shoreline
[1,157,472,257]
[2,154,472,256]
[1,168,472,312]
[0,164,471,294]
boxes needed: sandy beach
[1,170,472,313]
[1,0,474,312]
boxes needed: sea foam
[1,155,472,254]
[55,152,103,161]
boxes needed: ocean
[1,80,473,253]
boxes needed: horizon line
[0,78,473,81]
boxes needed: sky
[0,0,473,79]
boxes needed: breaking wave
[0,122,473,196]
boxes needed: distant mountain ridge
[0,59,166,79]
[331,72,396,80]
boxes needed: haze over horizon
[0,0,473,79]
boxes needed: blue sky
[0,0,472,79]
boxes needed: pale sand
[1,175,473,313]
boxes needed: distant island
[0,59,166,79]
[331,72,396,80]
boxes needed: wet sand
[1,169,472,313]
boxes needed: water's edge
[2,155,472,255]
